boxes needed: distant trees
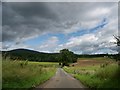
[2,49,78,64]
[59,49,77,67]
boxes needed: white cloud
[55,15,118,54]
[56,34,99,54]
[0,42,2,50]
[38,36,59,53]
[89,8,110,17]
[2,43,29,51]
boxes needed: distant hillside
[2,49,60,62]
[2,48,117,62]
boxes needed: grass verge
[2,60,58,89]
[64,64,120,89]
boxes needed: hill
[2,49,60,62]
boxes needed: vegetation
[2,48,120,89]
[59,49,77,67]
[76,54,116,58]
[63,58,120,89]
[2,49,60,62]
[2,49,117,62]
[78,57,113,61]
[2,58,58,89]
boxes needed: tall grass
[64,64,120,88]
[2,59,58,89]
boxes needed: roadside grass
[63,61,120,88]
[64,65,99,74]
[2,59,58,89]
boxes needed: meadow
[64,57,120,89]
[2,58,58,89]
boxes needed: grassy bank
[63,59,120,89]
[2,60,58,89]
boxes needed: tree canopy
[59,49,77,67]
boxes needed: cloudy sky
[1,1,119,54]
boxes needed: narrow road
[36,68,86,88]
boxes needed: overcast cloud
[1,2,119,54]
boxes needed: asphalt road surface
[36,68,86,88]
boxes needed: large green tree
[59,49,77,67]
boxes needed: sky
[1,1,119,54]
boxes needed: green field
[78,57,113,61]
[64,57,120,89]
[2,59,58,89]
